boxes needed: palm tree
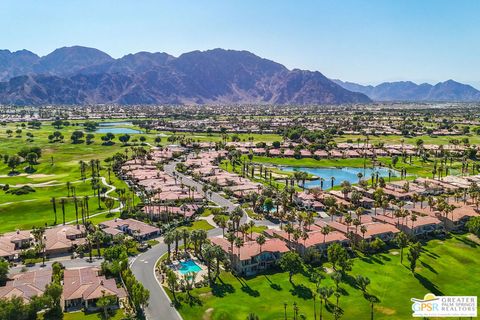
[60,198,66,225]
[86,233,94,262]
[32,226,46,266]
[318,286,333,320]
[328,206,337,222]
[360,225,367,239]
[174,229,182,256]
[226,232,236,262]
[284,223,295,244]
[256,234,266,253]
[366,294,380,320]
[411,193,419,208]
[410,214,418,234]
[394,232,409,264]
[50,197,57,225]
[182,229,190,254]
[93,229,104,258]
[330,176,335,189]
[357,172,363,183]
[213,215,228,236]
[321,226,330,246]
[355,275,371,293]
[234,237,244,260]
[248,220,255,239]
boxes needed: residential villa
[210,235,289,276]
[0,230,32,260]
[99,218,160,240]
[63,267,127,311]
[44,225,86,256]
[0,269,52,303]
[265,227,348,255]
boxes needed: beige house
[0,230,32,260]
[0,269,52,303]
[63,267,127,311]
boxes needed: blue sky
[1,0,479,87]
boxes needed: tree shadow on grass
[420,261,438,274]
[185,294,204,307]
[241,285,260,297]
[264,275,282,291]
[290,283,313,300]
[455,236,479,248]
[340,274,357,292]
[414,273,443,296]
[359,256,374,264]
[369,255,385,265]
[379,254,391,261]
[211,278,235,297]
[234,275,260,297]
[421,248,440,259]
[325,300,341,313]
[105,212,116,218]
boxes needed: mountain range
[0,46,370,105]
[0,46,478,105]
[332,79,480,102]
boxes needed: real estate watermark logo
[411,293,477,317]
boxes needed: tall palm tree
[86,233,94,262]
[321,226,330,246]
[174,229,182,256]
[248,220,255,239]
[226,232,236,262]
[73,196,79,225]
[50,197,57,225]
[360,225,368,239]
[328,206,337,222]
[318,286,333,320]
[60,198,66,225]
[182,229,190,254]
[163,232,175,261]
[256,234,266,253]
[66,181,71,197]
[93,229,104,258]
[284,223,295,244]
[234,237,244,260]
[411,193,419,208]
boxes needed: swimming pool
[178,260,202,274]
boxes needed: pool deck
[169,258,208,281]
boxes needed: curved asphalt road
[131,162,245,320]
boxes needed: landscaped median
[165,233,479,320]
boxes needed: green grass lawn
[335,134,480,146]
[62,309,126,320]
[170,234,480,320]
[0,120,146,232]
[0,180,120,232]
[248,156,373,168]
[158,131,282,143]
[179,219,215,231]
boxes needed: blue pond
[178,260,202,274]
[281,166,396,189]
[95,122,143,134]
